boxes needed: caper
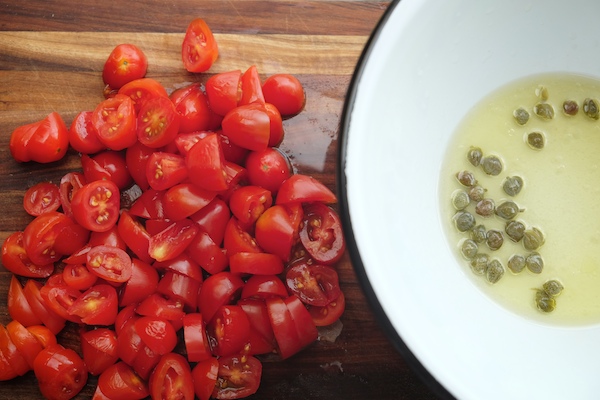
[563,100,579,116]
[543,279,564,297]
[535,290,556,313]
[467,146,483,167]
[495,200,521,220]
[486,229,504,251]
[460,239,478,260]
[525,252,544,274]
[485,259,504,284]
[456,170,477,187]
[470,253,489,275]
[507,254,526,273]
[535,85,549,101]
[533,103,554,120]
[527,131,545,150]
[453,211,476,232]
[468,185,486,202]
[523,227,545,251]
[451,190,470,210]
[502,175,524,197]
[513,107,530,125]
[505,220,525,242]
[481,155,503,176]
[583,98,600,119]
[475,198,495,217]
[470,224,487,243]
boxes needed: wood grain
[0,1,441,399]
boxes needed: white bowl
[338,0,600,399]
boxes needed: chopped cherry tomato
[6,320,47,370]
[265,103,284,146]
[245,147,292,194]
[183,313,211,363]
[22,211,74,265]
[137,95,181,148]
[300,203,346,265]
[88,224,127,250]
[129,188,166,220]
[23,182,61,216]
[163,183,216,221]
[285,263,341,307]
[102,43,148,90]
[157,270,201,311]
[0,323,30,378]
[9,112,69,163]
[146,151,189,191]
[135,316,178,356]
[221,104,270,151]
[308,292,346,326]
[80,328,119,375]
[153,253,204,283]
[237,298,276,355]
[98,361,149,400]
[33,344,88,400]
[182,18,218,73]
[71,179,121,232]
[240,274,288,300]
[136,293,186,329]
[254,205,295,261]
[7,275,43,327]
[223,217,262,256]
[186,230,229,275]
[86,245,133,283]
[262,73,305,116]
[213,355,262,399]
[39,281,83,323]
[83,150,133,190]
[9,120,40,163]
[239,65,265,106]
[92,94,138,150]
[206,305,251,357]
[276,173,337,204]
[197,272,245,323]
[2,231,54,278]
[148,219,199,262]
[205,70,242,116]
[62,263,98,291]
[284,294,318,348]
[149,353,195,400]
[119,258,159,307]
[229,185,273,225]
[22,279,66,334]
[230,252,284,276]
[59,171,87,220]
[118,77,169,113]
[125,140,154,190]
[265,297,303,360]
[68,284,119,325]
[68,110,105,154]
[185,133,229,192]
[192,357,219,400]
[117,211,153,264]
[189,197,230,245]
[170,82,215,133]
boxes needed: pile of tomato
[0,18,347,400]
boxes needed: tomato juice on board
[440,72,600,326]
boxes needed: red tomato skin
[182,18,218,73]
[205,70,242,116]
[71,180,121,233]
[125,141,154,190]
[22,279,66,334]
[284,294,318,347]
[276,173,337,204]
[23,182,61,217]
[183,313,211,363]
[149,219,200,262]
[97,361,149,400]
[157,270,201,311]
[5,320,44,369]
[68,284,119,326]
[62,263,98,291]
[189,197,230,245]
[230,252,284,276]
[135,293,186,330]
[9,120,39,162]
[239,65,265,106]
[134,316,178,356]
[33,344,88,400]
[245,147,292,194]
[59,171,87,220]
[149,353,195,400]
[102,44,148,89]
[7,275,44,327]
[229,185,273,225]
[254,205,295,262]
[192,357,219,400]
[2,231,54,278]
[223,217,262,257]
[80,328,119,375]
[68,110,105,154]
[92,94,138,150]
[197,272,245,323]
[86,245,133,283]
[119,258,159,307]
[153,253,204,283]
[170,82,214,133]
[240,274,288,300]
[117,211,153,264]
[163,183,216,221]
[185,133,229,192]
[0,323,30,377]
[309,292,346,326]
[206,305,252,357]
[221,104,270,151]
[265,297,302,360]
[146,151,189,191]
[85,150,133,190]
[22,211,72,265]
[186,230,229,275]
[265,103,284,146]
[26,112,70,163]
[262,73,306,116]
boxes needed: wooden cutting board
[0,1,440,399]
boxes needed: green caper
[523,227,545,251]
[486,229,504,251]
[470,224,487,243]
[460,239,478,260]
[525,252,544,274]
[468,185,486,202]
[583,98,600,119]
[527,131,545,150]
[467,146,483,167]
[470,253,489,275]
[505,220,525,242]
[533,103,554,120]
[453,211,476,232]
[513,107,530,125]
[481,155,503,176]
[475,198,495,218]
[451,190,470,210]
[495,200,521,220]
[535,290,556,313]
[485,259,504,284]
[456,170,477,187]
[502,175,524,197]
[543,279,564,297]
[507,254,526,273]
[563,100,579,116]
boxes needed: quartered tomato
[23,182,61,216]
[148,219,199,262]
[33,344,88,400]
[2,231,54,278]
[68,110,105,154]
[163,183,216,221]
[80,328,119,376]
[119,78,169,113]
[71,180,121,232]
[197,272,245,323]
[137,96,181,148]
[229,185,272,225]
[276,173,337,205]
[185,133,229,192]
[86,245,132,283]
[254,205,295,262]
[82,150,133,190]
[149,353,195,400]
[146,152,188,191]
[239,65,265,106]
[299,203,346,265]
[68,284,119,326]
[98,362,149,400]
[205,70,242,116]
[206,305,251,357]
[182,18,218,73]
[170,82,216,132]
[119,258,159,307]
[102,43,148,90]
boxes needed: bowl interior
[342,0,600,399]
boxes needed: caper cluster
[535,279,564,313]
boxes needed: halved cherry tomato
[308,292,346,326]
[157,270,201,311]
[7,275,43,327]
[284,294,318,348]
[92,94,138,150]
[136,293,186,330]
[265,103,284,146]
[205,70,242,116]
[182,18,218,73]
[170,82,215,133]
[59,171,87,220]
[0,323,30,378]
[62,263,98,291]
[117,211,153,264]
[39,281,83,323]
[23,182,61,216]
[197,272,245,323]
[245,147,292,194]
[148,219,199,262]
[299,203,346,265]
[186,133,229,192]
[240,274,288,300]
[189,197,230,245]
[83,150,133,190]
[68,110,105,154]
[183,313,211,363]
[163,183,216,221]
[150,353,195,400]
[71,180,121,232]
[206,305,251,357]
[223,217,262,256]
[119,258,159,307]
[88,224,127,250]
[285,263,341,307]
[237,298,276,355]
[192,357,219,400]
[2,231,54,278]
[5,320,44,369]
[146,152,188,191]
[221,104,270,151]
[22,211,74,265]
[118,78,169,113]
[153,253,204,283]
[98,361,149,400]
[213,355,262,399]
[229,185,272,225]
[129,188,165,220]
[9,120,41,163]
[22,279,66,334]
[33,344,88,400]
[230,252,284,276]
[137,96,181,148]
[262,73,305,116]
[254,205,295,262]
[265,297,302,360]
[125,141,154,190]
[86,245,133,283]
[135,316,178,356]
[102,43,148,90]
[186,230,229,275]
[10,112,69,163]
[68,284,119,325]
[276,173,337,204]
[80,328,119,375]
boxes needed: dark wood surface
[0,1,440,399]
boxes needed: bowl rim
[336,0,453,398]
